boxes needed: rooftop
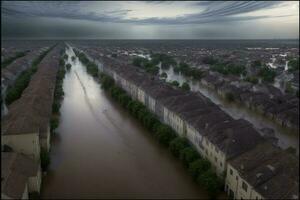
[229,142,299,199]
[1,152,39,199]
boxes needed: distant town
[1,39,299,199]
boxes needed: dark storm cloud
[131,14,292,25]
[1,1,287,25]
[195,1,281,16]
[1,1,298,39]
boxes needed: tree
[1,51,26,69]
[154,124,176,146]
[5,70,32,105]
[285,82,295,94]
[146,66,159,75]
[179,147,200,167]
[66,63,72,70]
[142,113,159,131]
[169,137,189,157]
[181,82,191,91]
[160,72,168,79]
[245,76,258,84]
[101,74,115,89]
[137,107,148,122]
[50,117,59,133]
[132,57,148,67]
[173,66,180,73]
[86,62,98,77]
[286,146,296,155]
[40,148,50,171]
[288,58,299,72]
[170,80,180,87]
[52,101,60,115]
[252,60,262,68]
[188,159,211,180]
[118,94,131,108]
[202,56,218,65]
[258,65,276,83]
[197,169,222,198]
[225,92,235,102]
[63,54,68,60]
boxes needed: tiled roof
[2,45,62,137]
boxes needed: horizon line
[2,38,299,41]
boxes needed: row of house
[1,47,50,118]
[1,47,49,90]
[77,46,299,200]
[200,71,299,131]
[1,45,63,199]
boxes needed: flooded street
[41,48,209,199]
[159,66,299,153]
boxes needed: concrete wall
[225,163,240,199]
[201,137,226,176]
[137,88,146,104]
[147,96,156,113]
[2,133,40,162]
[186,124,203,152]
[163,108,185,136]
[22,184,29,200]
[40,125,51,152]
[28,166,42,193]
[225,163,264,200]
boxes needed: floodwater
[159,66,299,153]
[41,47,210,199]
[1,86,8,118]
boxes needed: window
[220,162,222,167]
[236,176,238,181]
[242,181,248,192]
[230,169,233,175]
[215,157,218,162]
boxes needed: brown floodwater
[40,47,210,199]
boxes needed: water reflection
[41,47,209,199]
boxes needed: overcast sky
[1,1,299,39]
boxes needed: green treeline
[257,65,276,83]
[75,51,98,77]
[210,63,246,76]
[151,53,177,69]
[1,51,27,69]
[173,62,205,79]
[43,50,67,172]
[50,54,67,133]
[5,45,56,105]
[288,58,299,72]
[99,72,223,198]
[132,57,160,75]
